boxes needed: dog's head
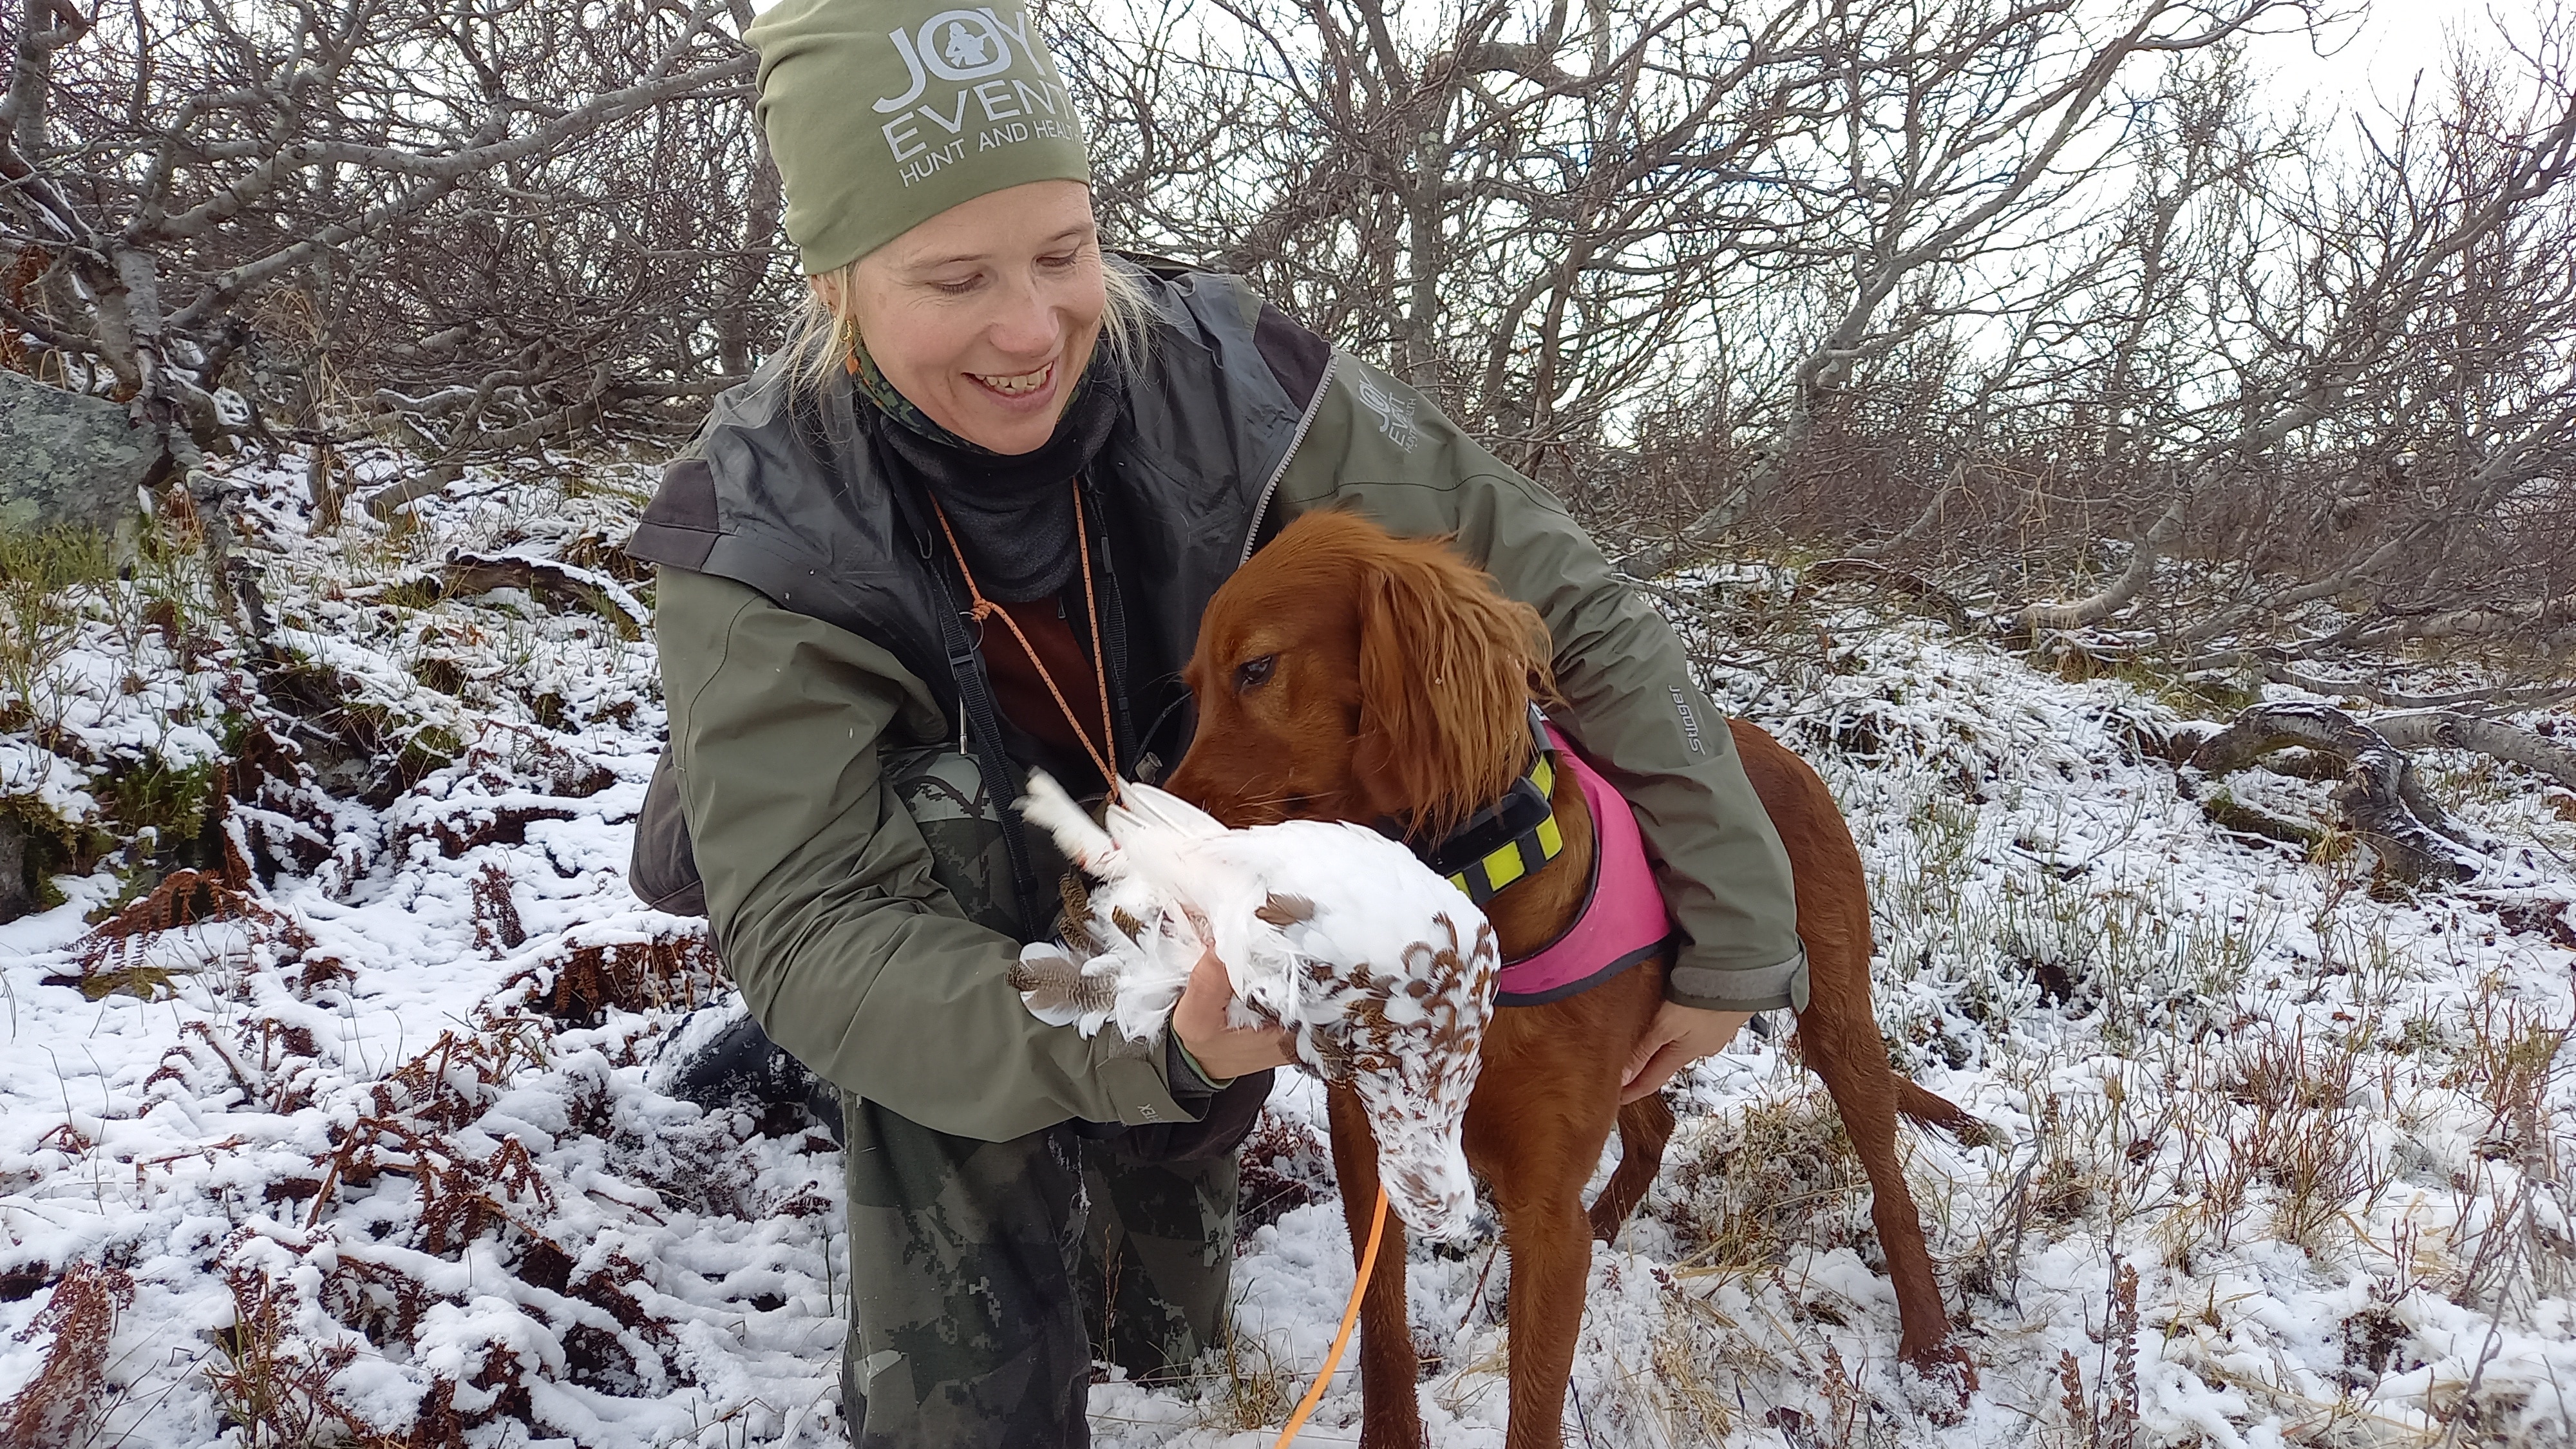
[1165,509,1551,838]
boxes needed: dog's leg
[1467,976,1653,1449]
[1735,718,1970,1383]
[1795,1003,1962,1374]
[1586,1092,1674,1242]
[1324,1083,1423,1449]
[1490,1185,1593,1449]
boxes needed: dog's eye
[1235,655,1276,691]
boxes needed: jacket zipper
[1238,355,1338,566]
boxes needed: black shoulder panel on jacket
[626,457,720,571]
[1254,304,1331,410]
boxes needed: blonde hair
[788,248,1157,399]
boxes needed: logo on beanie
[873,6,1081,187]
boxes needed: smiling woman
[822,185,1108,453]
[627,0,1811,1443]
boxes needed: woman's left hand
[1172,947,1297,1081]
[1620,1001,1754,1103]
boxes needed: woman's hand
[1172,947,1296,1081]
[1620,1002,1754,1103]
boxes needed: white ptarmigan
[1010,770,1499,1240]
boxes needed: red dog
[1166,511,1979,1448]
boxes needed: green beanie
[746,0,1092,276]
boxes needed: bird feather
[1008,768,1500,1240]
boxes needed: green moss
[397,724,462,782]
[379,577,444,611]
[73,965,186,1000]
[82,858,164,924]
[409,654,468,696]
[97,755,224,841]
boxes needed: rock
[0,370,166,535]
[0,813,32,925]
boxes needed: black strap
[875,427,1050,945]
[923,563,1048,943]
[1076,478,1137,773]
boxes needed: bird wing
[1018,770,1122,877]
[1009,941,1119,1031]
[1104,780,1226,842]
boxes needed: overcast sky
[2263,1,2547,116]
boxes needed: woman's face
[834,180,1108,456]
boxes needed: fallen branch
[1842,468,1959,564]
[2186,702,2483,884]
[2351,594,2576,649]
[361,368,618,520]
[2009,495,2188,638]
[2373,711,2576,793]
[1802,557,1975,633]
[2199,791,2323,848]
[429,551,652,636]
[2261,665,2576,715]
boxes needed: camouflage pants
[837,1093,1239,1449]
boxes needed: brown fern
[0,1260,135,1447]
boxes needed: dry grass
[0,1260,135,1449]
[1660,1089,1869,1274]
[1190,1325,1300,1437]
[204,1265,387,1449]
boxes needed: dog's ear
[1352,540,1552,837]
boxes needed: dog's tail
[1897,1079,1991,1148]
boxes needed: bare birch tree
[0,0,777,481]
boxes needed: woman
[628,1,1808,1443]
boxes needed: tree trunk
[2374,712,2576,794]
[2186,703,2483,884]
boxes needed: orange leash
[926,485,1121,803]
[1274,1187,1389,1448]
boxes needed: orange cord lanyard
[927,482,1121,804]
[936,476,1383,1449]
[1274,1187,1388,1447]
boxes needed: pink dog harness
[1492,724,1676,1007]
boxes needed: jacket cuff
[1096,1044,1208,1128]
[1665,947,1809,1015]
[1165,1034,1230,1098]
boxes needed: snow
[2,451,2570,1447]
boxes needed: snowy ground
[2,454,2571,1448]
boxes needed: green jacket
[634,267,1804,1144]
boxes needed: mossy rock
[0,810,32,922]
[0,794,106,923]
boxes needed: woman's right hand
[1171,947,1296,1081]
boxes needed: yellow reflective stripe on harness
[1445,750,1564,903]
